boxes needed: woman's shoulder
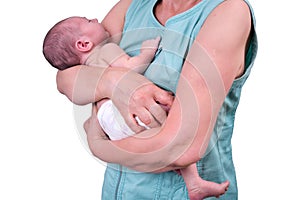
[207,0,251,34]
[216,0,251,18]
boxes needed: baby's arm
[101,37,160,74]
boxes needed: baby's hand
[140,36,161,55]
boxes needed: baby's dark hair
[43,18,81,70]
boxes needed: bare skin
[57,0,251,199]
[180,166,229,199]
[75,0,251,171]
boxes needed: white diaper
[97,100,149,140]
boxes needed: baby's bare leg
[180,164,229,200]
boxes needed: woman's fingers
[135,106,161,129]
[148,102,167,126]
[84,103,109,140]
[124,113,146,133]
[110,72,175,133]
[154,90,174,108]
[126,85,174,130]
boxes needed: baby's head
[43,16,109,70]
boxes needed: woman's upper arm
[101,0,132,43]
[171,0,252,166]
[197,0,251,90]
[97,0,252,170]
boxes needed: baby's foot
[187,178,230,200]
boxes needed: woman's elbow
[56,67,87,104]
[56,70,73,97]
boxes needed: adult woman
[57,0,257,199]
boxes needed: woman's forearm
[86,0,251,172]
[87,1,251,170]
[87,59,223,172]
[88,72,218,172]
[56,65,149,105]
[56,0,132,105]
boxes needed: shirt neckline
[151,0,206,27]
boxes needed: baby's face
[71,17,110,45]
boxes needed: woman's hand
[57,64,174,133]
[108,69,174,133]
[84,103,109,142]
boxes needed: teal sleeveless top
[102,0,258,199]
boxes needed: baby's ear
[75,39,93,52]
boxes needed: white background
[0,0,299,199]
